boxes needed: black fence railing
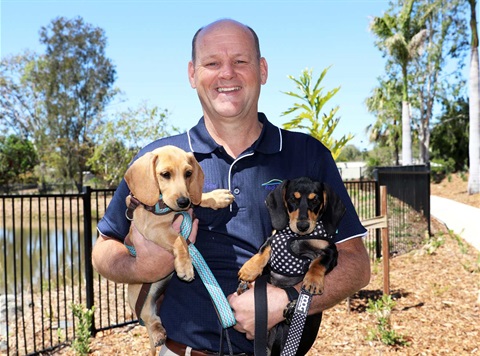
[0,172,429,355]
[0,188,136,355]
[344,180,381,259]
[374,165,431,255]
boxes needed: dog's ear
[265,180,289,230]
[124,152,161,206]
[320,183,346,235]
[186,152,204,206]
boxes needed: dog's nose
[296,220,310,233]
[176,197,191,209]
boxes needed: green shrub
[71,303,95,355]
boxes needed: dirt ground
[430,172,480,209]
[58,174,480,355]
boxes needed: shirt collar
[186,113,283,155]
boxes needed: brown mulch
[430,172,480,209]
[57,175,480,355]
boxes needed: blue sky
[2,0,397,150]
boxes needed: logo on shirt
[261,179,283,192]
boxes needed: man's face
[188,21,268,122]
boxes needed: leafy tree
[0,51,45,141]
[281,67,353,160]
[336,144,364,162]
[364,145,399,178]
[0,135,38,191]
[409,0,468,164]
[430,97,469,172]
[365,75,403,165]
[88,102,175,187]
[30,16,117,191]
[370,0,431,165]
[468,0,480,194]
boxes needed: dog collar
[125,193,171,220]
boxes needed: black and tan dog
[237,177,346,355]
[124,145,234,356]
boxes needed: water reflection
[0,225,92,294]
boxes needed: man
[92,19,370,355]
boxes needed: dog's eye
[185,170,193,178]
[287,197,299,206]
[160,172,171,179]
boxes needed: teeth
[217,87,240,93]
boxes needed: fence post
[82,186,96,335]
[380,185,390,295]
[375,180,381,259]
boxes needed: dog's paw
[201,189,235,209]
[236,280,252,295]
[149,320,167,347]
[175,259,195,282]
[302,275,324,295]
[237,268,261,286]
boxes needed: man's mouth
[217,86,241,93]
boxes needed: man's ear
[260,57,268,85]
[188,61,196,89]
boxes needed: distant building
[337,161,367,180]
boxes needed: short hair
[191,21,261,63]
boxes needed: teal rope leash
[125,194,236,329]
[176,211,237,329]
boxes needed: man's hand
[227,283,288,340]
[92,209,198,284]
[130,209,199,282]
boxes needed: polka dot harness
[269,222,332,277]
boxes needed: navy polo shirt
[97,113,366,354]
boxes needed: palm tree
[468,0,480,194]
[370,0,428,165]
[365,76,403,165]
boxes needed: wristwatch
[283,286,299,325]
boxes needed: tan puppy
[124,145,234,355]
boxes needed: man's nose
[219,62,235,79]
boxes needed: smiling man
[92,19,370,356]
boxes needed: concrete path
[430,195,480,251]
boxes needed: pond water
[0,225,96,294]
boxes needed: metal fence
[0,188,136,355]
[374,165,431,255]
[0,174,429,355]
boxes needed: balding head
[191,19,261,63]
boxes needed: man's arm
[92,216,199,284]
[229,236,370,339]
[309,236,371,312]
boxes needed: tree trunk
[469,47,480,194]
[402,101,413,165]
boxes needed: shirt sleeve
[97,179,131,241]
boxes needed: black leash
[254,275,269,356]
